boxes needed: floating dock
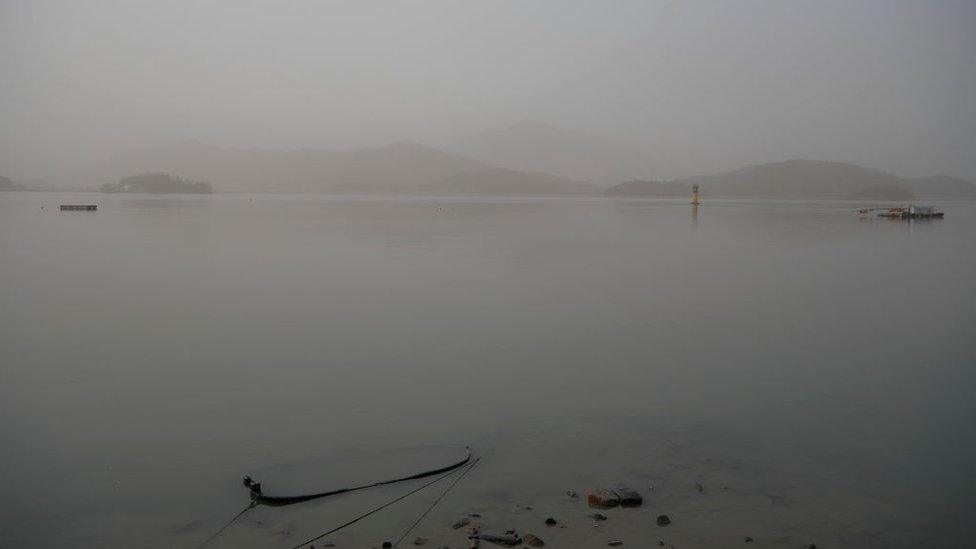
[60,205,97,211]
[857,205,944,219]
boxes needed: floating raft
[878,209,944,219]
[857,205,944,219]
[60,204,97,211]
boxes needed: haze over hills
[79,140,597,196]
[447,120,653,185]
[422,168,595,196]
[21,132,976,200]
[605,159,976,200]
[100,173,212,194]
[0,175,22,191]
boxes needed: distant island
[605,159,976,200]
[100,173,212,194]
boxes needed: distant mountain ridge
[46,136,976,199]
[447,120,652,185]
[605,159,976,200]
[82,140,597,196]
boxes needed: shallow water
[1,193,974,548]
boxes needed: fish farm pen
[60,205,97,211]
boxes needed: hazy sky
[2,0,974,181]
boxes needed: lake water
[1,193,974,548]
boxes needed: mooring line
[393,456,481,547]
[287,461,471,549]
[252,449,472,507]
[193,501,256,549]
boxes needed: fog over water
[2,0,975,182]
[1,194,975,547]
[2,2,976,548]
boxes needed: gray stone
[614,485,642,507]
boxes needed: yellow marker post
[691,184,701,205]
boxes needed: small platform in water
[60,204,97,211]
[857,205,944,219]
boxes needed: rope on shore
[193,501,256,549]
[287,461,471,549]
[393,456,481,547]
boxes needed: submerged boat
[857,205,944,219]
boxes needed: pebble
[614,485,643,507]
[382,542,392,549]
[566,490,578,499]
[413,537,428,545]
[745,536,754,542]
[591,513,608,521]
[695,483,704,493]
[453,518,470,529]
[587,489,621,509]
[544,517,557,526]
[608,541,623,546]
[656,515,671,527]
[523,533,545,547]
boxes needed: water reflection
[0,194,973,548]
[114,195,214,217]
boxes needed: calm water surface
[1,193,974,548]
